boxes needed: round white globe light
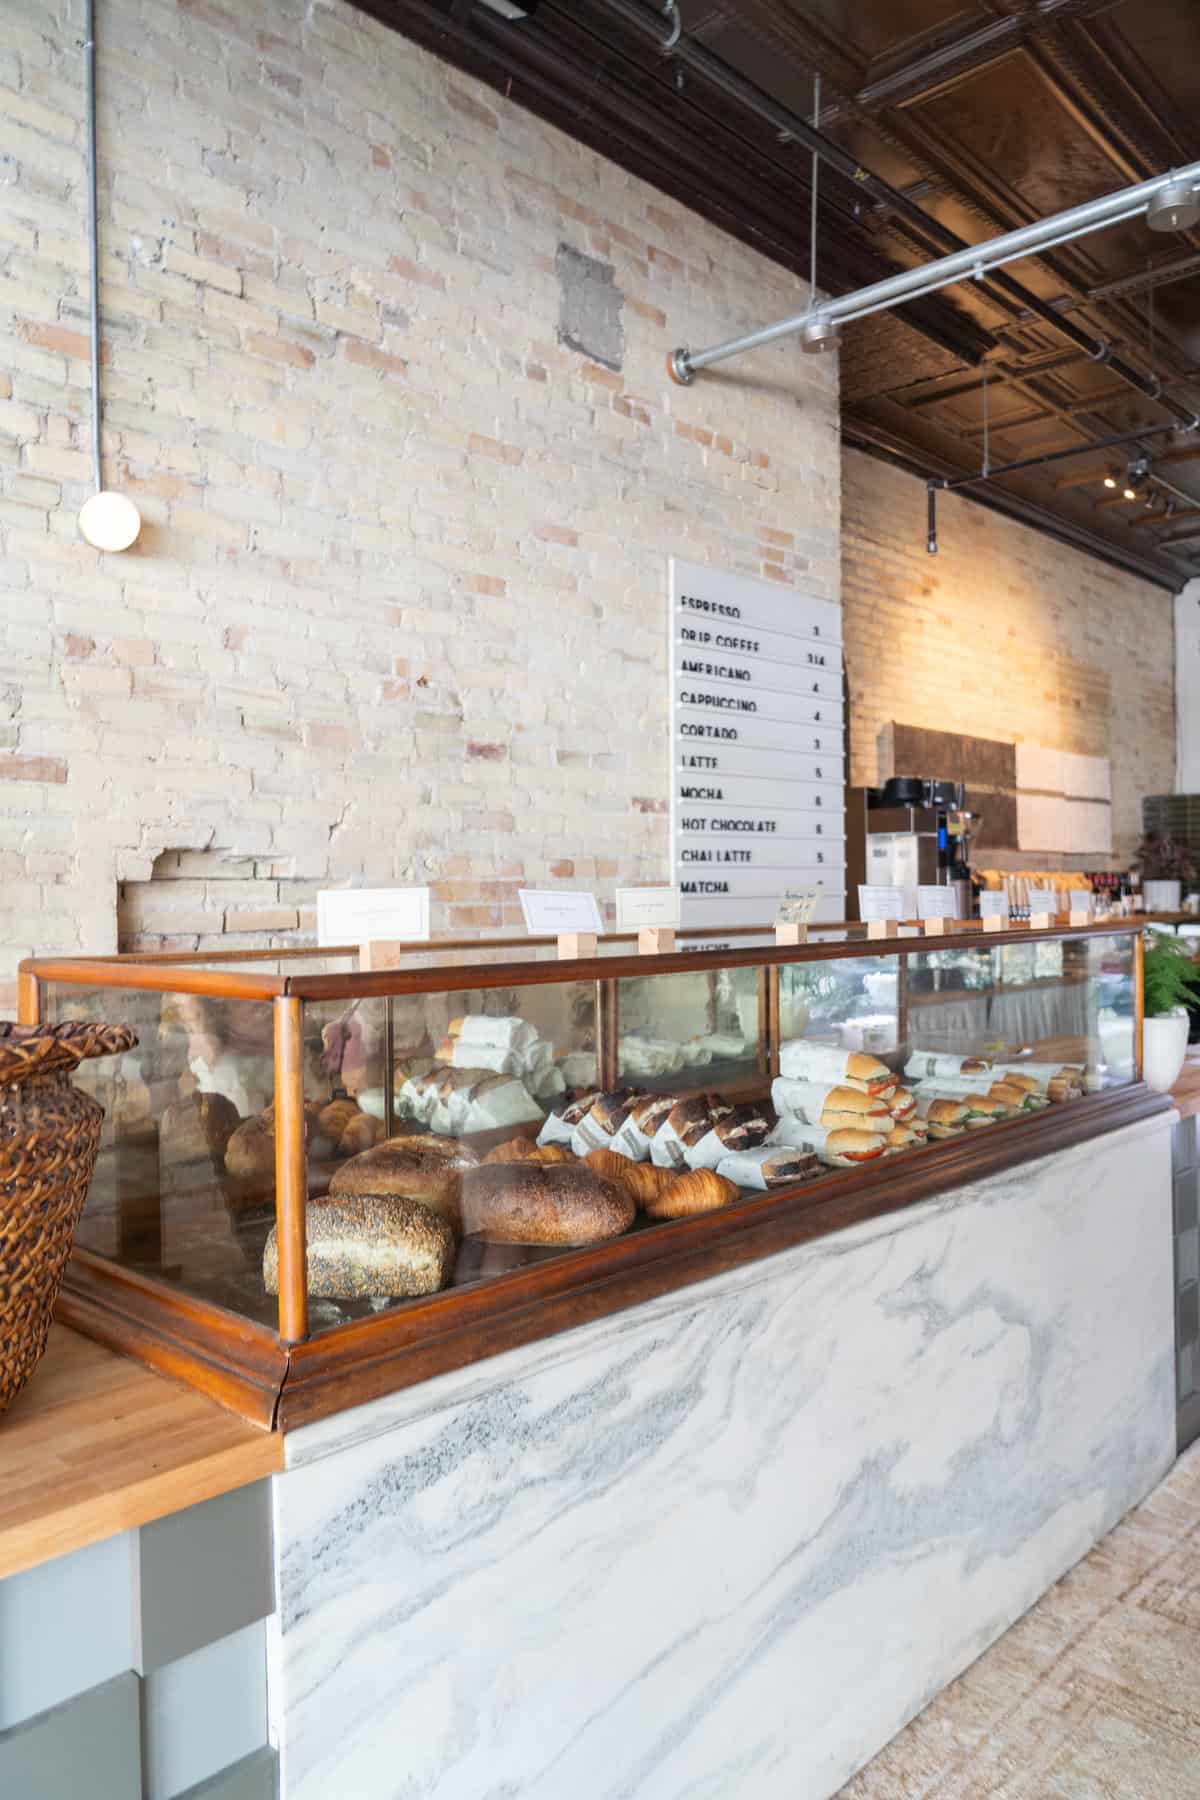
[78,489,142,552]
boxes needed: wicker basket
[0,1020,137,1416]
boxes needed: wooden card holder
[866,919,899,941]
[774,921,808,946]
[1067,909,1092,928]
[360,940,405,971]
[558,932,598,960]
[920,917,949,937]
[1028,911,1054,930]
[637,927,676,955]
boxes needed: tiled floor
[838,1441,1200,1799]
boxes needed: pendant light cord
[809,73,821,307]
[84,0,102,494]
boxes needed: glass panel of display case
[615,965,761,1092]
[41,980,282,1328]
[903,929,1136,1093]
[778,953,901,1060]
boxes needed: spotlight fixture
[1103,473,1117,489]
[1147,180,1200,234]
[1123,485,1138,501]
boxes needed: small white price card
[917,885,959,919]
[979,892,1010,922]
[858,884,906,923]
[615,887,680,930]
[1027,888,1059,915]
[519,889,604,935]
[317,886,430,946]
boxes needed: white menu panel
[671,560,845,929]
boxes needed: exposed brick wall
[0,0,840,996]
[842,449,1176,867]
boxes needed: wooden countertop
[0,1325,283,1582]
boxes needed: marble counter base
[270,1115,1176,1800]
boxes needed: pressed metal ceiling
[348,0,1200,589]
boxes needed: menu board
[670,558,845,929]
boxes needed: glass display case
[20,920,1160,1428]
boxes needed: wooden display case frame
[20,922,1163,1431]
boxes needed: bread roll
[885,1123,921,1152]
[919,1097,968,1139]
[263,1196,454,1299]
[888,1088,917,1121]
[484,1136,540,1164]
[330,1134,479,1233]
[318,1098,360,1142]
[162,1091,241,1163]
[460,1163,635,1246]
[643,1168,739,1219]
[339,1112,384,1154]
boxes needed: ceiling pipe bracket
[667,347,695,385]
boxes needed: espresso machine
[861,778,981,918]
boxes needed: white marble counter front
[269,1114,1176,1800]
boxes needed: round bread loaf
[224,1114,276,1184]
[644,1168,738,1219]
[329,1134,478,1233]
[162,1091,241,1163]
[460,1163,635,1246]
[263,1196,455,1300]
[339,1112,384,1155]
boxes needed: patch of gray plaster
[556,242,624,371]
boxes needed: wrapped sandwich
[537,1087,602,1148]
[913,1095,970,1139]
[714,1144,820,1190]
[767,1120,887,1168]
[650,1094,736,1170]
[771,1077,892,1136]
[610,1093,680,1161]
[904,1052,992,1082]
[685,1102,771,1171]
[992,1063,1082,1103]
[569,1089,642,1157]
[778,1040,896,1097]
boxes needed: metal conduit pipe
[591,0,1199,422]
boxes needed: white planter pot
[1144,879,1183,912]
[1143,1009,1191,1093]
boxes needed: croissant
[531,1144,576,1164]
[644,1168,739,1220]
[618,1161,677,1209]
[585,1148,634,1183]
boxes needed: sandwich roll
[913,1095,969,1139]
[460,1163,635,1246]
[771,1078,892,1135]
[643,1168,740,1220]
[714,1145,820,1190]
[778,1041,894,1095]
[767,1120,887,1168]
[888,1088,917,1122]
[885,1123,921,1153]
